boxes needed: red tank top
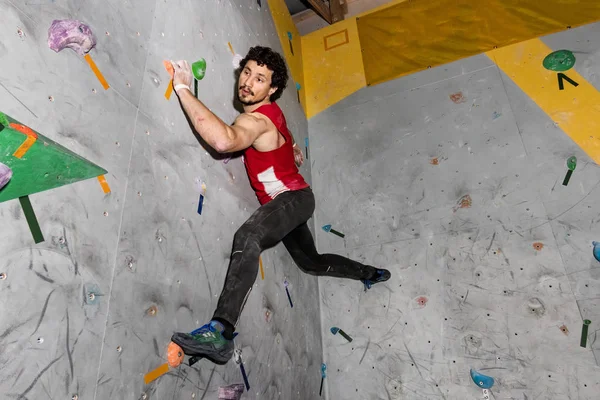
[242,102,309,205]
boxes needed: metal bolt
[88,293,95,301]
[116,345,122,352]
[37,337,44,344]
[72,395,79,400]
[0,272,6,280]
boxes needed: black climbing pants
[212,187,376,327]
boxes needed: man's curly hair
[239,46,288,102]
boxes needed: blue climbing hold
[296,82,301,90]
[593,241,600,263]
[322,224,332,232]
[321,363,327,378]
[287,31,293,40]
[470,369,494,389]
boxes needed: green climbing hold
[567,156,577,171]
[543,50,576,72]
[192,58,207,81]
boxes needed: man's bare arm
[172,60,266,153]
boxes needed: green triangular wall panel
[0,111,107,203]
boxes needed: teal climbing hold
[470,369,494,389]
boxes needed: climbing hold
[192,58,207,81]
[449,92,466,104]
[543,50,576,72]
[218,384,244,400]
[563,156,576,186]
[232,54,243,69]
[48,19,96,55]
[430,157,439,165]
[533,242,544,251]
[593,241,600,262]
[322,224,345,238]
[319,363,327,396]
[146,305,158,316]
[453,194,472,212]
[330,327,353,342]
[0,162,12,190]
[559,324,569,335]
[296,82,301,91]
[470,369,494,389]
[167,342,184,367]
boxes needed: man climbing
[169,46,391,364]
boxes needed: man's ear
[269,87,277,96]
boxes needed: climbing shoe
[361,268,391,291]
[171,320,234,365]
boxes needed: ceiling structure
[284,0,310,14]
[285,0,398,35]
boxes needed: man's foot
[171,321,234,365]
[361,268,391,291]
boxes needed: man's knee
[233,224,261,249]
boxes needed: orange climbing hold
[533,242,544,251]
[430,157,439,165]
[163,60,175,78]
[167,341,184,368]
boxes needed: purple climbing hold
[48,19,96,56]
[218,383,244,400]
[0,162,12,190]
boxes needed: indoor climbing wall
[310,22,600,399]
[0,1,318,399]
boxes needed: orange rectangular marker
[84,54,109,90]
[259,256,264,280]
[165,79,173,100]
[228,42,235,55]
[144,363,169,385]
[13,135,36,159]
[97,175,111,194]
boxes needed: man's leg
[171,188,315,363]
[282,222,391,285]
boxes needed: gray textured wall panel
[1,0,317,399]
[311,23,600,399]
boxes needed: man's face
[238,60,277,106]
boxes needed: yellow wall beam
[268,0,306,111]
[487,39,600,163]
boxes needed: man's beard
[238,87,268,106]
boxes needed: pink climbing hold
[48,19,96,56]
[416,296,428,307]
[0,162,12,190]
[218,384,244,400]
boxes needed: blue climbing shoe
[171,321,234,365]
[361,268,391,291]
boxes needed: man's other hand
[293,144,304,167]
[171,60,193,91]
